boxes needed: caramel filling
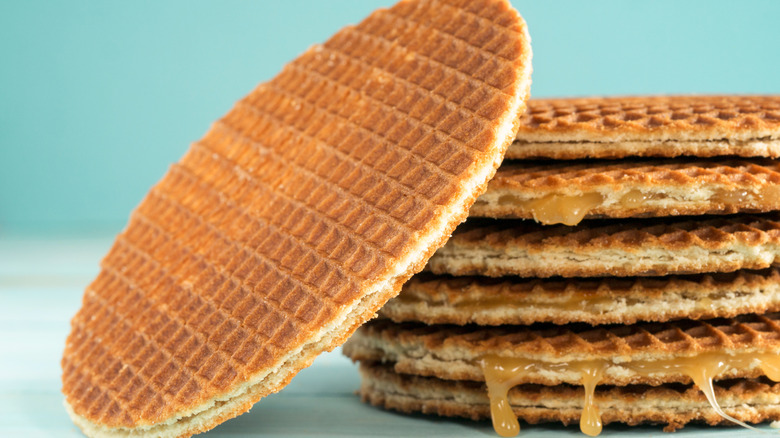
[618,189,665,208]
[495,185,780,226]
[480,352,780,436]
[395,289,615,312]
[578,361,606,437]
[498,193,604,226]
[395,288,746,314]
[713,185,780,205]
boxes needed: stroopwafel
[61,1,533,436]
[380,269,780,325]
[508,96,780,160]
[427,215,780,278]
[471,159,780,225]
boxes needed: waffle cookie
[343,315,780,387]
[427,214,780,278]
[61,1,533,437]
[507,96,780,160]
[379,269,780,325]
[359,363,780,433]
[470,159,780,225]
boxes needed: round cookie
[61,1,533,436]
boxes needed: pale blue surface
[1,238,778,436]
[2,1,780,232]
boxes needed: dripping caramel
[480,351,780,436]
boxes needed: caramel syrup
[480,352,780,436]
[492,185,779,226]
[498,193,603,226]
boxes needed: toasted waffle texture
[60,1,533,436]
[344,314,780,386]
[427,215,780,278]
[359,363,780,432]
[507,96,780,160]
[380,269,780,325]
[471,159,780,223]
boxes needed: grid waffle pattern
[61,0,532,430]
[350,312,780,361]
[517,95,780,142]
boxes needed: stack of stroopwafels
[344,95,780,435]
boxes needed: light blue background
[2,0,779,234]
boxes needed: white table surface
[1,234,776,437]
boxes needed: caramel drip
[498,193,604,226]
[578,361,606,437]
[627,353,780,432]
[481,357,534,437]
[480,352,780,436]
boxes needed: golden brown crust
[427,214,780,278]
[60,1,533,436]
[380,269,780,325]
[471,159,780,221]
[359,363,780,432]
[344,314,780,386]
[509,96,780,160]
[507,138,780,160]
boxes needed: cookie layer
[508,96,780,160]
[380,269,780,325]
[427,215,780,278]
[344,314,780,386]
[471,159,780,225]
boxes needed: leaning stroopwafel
[61,1,533,436]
